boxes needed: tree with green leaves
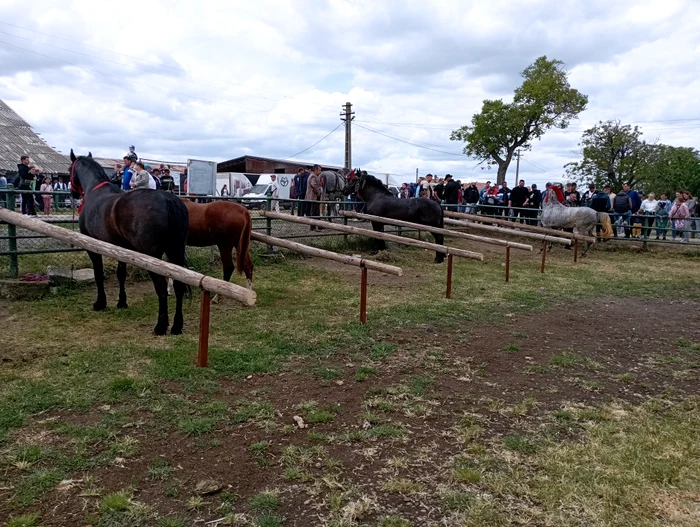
[450,56,587,184]
[640,144,700,196]
[565,120,649,191]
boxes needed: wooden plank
[0,208,256,305]
[261,211,484,261]
[340,210,533,251]
[443,218,573,246]
[443,210,596,244]
[251,232,403,276]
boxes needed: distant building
[217,155,341,176]
[0,100,71,177]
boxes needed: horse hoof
[170,326,183,336]
[212,294,220,305]
[117,301,128,309]
[153,325,168,336]
[93,301,106,312]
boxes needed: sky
[0,0,698,187]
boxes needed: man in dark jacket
[443,174,460,209]
[613,189,633,237]
[464,183,480,213]
[525,184,541,225]
[497,181,510,217]
[18,155,37,215]
[509,179,529,223]
[590,188,611,212]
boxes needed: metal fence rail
[1,190,698,278]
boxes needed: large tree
[450,56,587,184]
[640,145,700,196]
[565,120,649,191]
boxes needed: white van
[241,174,293,209]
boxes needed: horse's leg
[432,232,445,263]
[116,261,128,309]
[171,279,186,335]
[214,246,235,304]
[149,271,169,336]
[370,221,386,253]
[87,251,107,311]
[165,245,187,335]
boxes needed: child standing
[40,176,53,216]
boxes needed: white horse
[541,188,613,255]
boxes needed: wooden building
[0,100,71,177]
[217,155,341,175]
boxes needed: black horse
[69,150,190,335]
[343,170,445,263]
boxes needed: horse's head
[69,149,94,199]
[342,168,366,196]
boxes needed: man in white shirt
[269,174,280,212]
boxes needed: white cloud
[0,0,698,187]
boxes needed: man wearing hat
[443,174,460,209]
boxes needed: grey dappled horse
[541,188,613,256]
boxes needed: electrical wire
[279,122,344,160]
[354,122,469,157]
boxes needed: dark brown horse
[70,150,190,335]
[178,199,254,295]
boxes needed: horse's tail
[236,208,254,286]
[598,212,613,239]
[166,196,192,297]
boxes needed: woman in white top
[638,192,658,239]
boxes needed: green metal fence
[1,189,697,278]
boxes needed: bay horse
[541,188,613,255]
[69,150,190,335]
[176,199,254,298]
[342,169,445,263]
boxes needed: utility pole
[514,149,521,181]
[340,102,355,169]
[415,168,419,183]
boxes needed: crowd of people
[399,175,698,242]
[0,146,181,216]
[0,155,72,215]
[110,146,177,192]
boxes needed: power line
[0,39,339,122]
[0,21,342,113]
[279,122,344,160]
[354,122,469,157]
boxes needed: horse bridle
[70,158,109,203]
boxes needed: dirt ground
[3,294,699,526]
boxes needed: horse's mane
[361,172,393,196]
[78,155,110,182]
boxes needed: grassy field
[1,237,700,527]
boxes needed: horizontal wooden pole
[444,210,596,244]
[340,210,533,252]
[261,211,484,261]
[443,218,573,246]
[251,232,403,276]
[0,208,256,305]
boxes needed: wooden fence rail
[339,210,533,251]
[252,232,402,323]
[0,208,256,367]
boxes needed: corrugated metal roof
[0,100,71,175]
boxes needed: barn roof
[0,100,71,176]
